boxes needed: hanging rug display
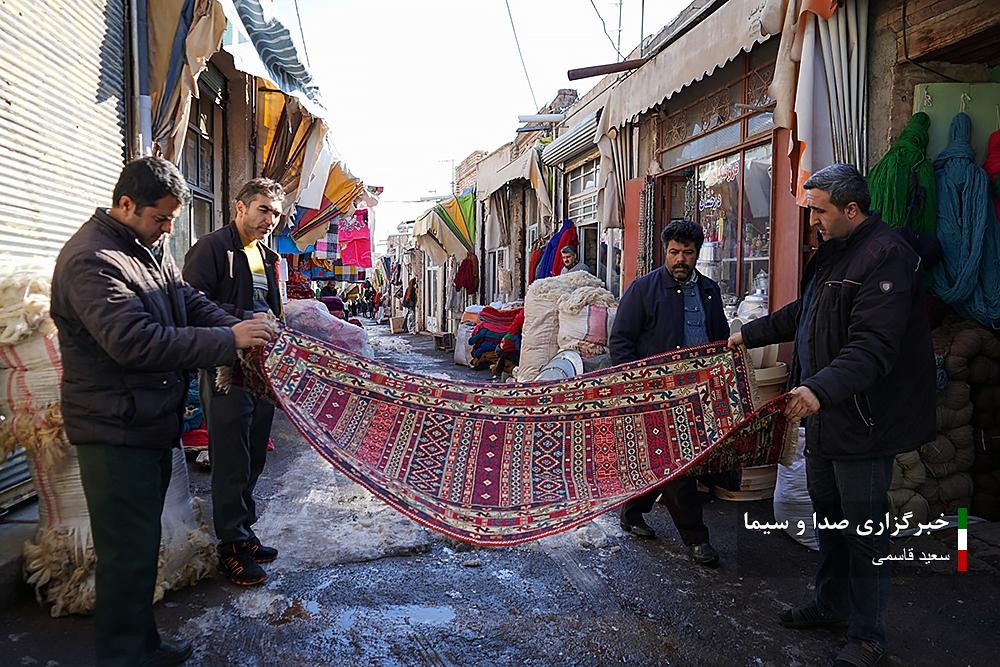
[239,328,796,545]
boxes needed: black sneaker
[247,536,278,564]
[217,542,267,586]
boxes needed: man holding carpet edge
[729,163,936,667]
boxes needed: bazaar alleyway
[2,325,999,667]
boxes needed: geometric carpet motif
[242,328,796,546]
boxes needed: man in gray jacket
[51,157,274,667]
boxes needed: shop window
[663,143,772,313]
[424,265,440,326]
[741,144,772,298]
[171,91,221,265]
[486,247,508,302]
[567,157,599,224]
[577,222,598,275]
[658,45,777,172]
[695,153,741,302]
[602,227,623,297]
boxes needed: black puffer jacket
[609,267,729,363]
[51,209,240,449]
[741,214,936,460]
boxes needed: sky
[276,0,688,248]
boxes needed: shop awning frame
[541,110,601,166]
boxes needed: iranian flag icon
[958,508,968,573]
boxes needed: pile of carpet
[0,260,215,617]
[467,305,523,370]
[890,319,1000,522]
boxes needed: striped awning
[219,0,326,118]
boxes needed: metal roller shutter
[0,0,128,259]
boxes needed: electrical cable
[588,0,625,61]
[293,0,311,67]
[504,0,539,110]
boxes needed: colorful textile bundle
[241,328,796,545]
[535,219,577,280]
[867,112,937,234]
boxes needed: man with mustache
[608,219,729,566]
[184,178,285,586]
[51,158,274,666]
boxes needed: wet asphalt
[1,324,998,666]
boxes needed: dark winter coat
[51,209,239,449]
[741,214,936,460]
[609,267,729,363]
[183,222,283,320]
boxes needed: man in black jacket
[51,157,274,667]
[729,164,935,666]
[184,178,285,587]
[609,219,729,567]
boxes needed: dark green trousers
[77,445,173,667]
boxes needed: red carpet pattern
[244,329,796,545]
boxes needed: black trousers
[77,444,173,667]
[621,476,710,545]
[200,370,274,547]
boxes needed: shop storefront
[653,39,779,313]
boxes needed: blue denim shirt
[681,273,709,346]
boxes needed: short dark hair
[112,157,191,210]
[661,219,704,250]
[803,163,871,214]
[236,178,285,208]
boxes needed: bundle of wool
[935,381,973,430]
[921,426,975,478]
[888,488,931,525]
[891,450,927,491]
[0,260,56,345]
[972,385,1000,430]
[557,286,619,358]
[0,335,66,468]
[918,472,974,516]
[516,271,602,381]
[944,326,1000,381]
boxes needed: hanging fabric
[261,97,319,204]
[146,0,227,162]
[764,0,867,201]
[984,128,1000,221]
[931,113,1000,329]
[867,112,937,234]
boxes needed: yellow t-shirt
[243,240,269,292]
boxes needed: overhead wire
[588,0,625,61]
[504,0,539,110]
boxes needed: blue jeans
[806,454,894,647]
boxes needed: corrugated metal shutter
[541,110,601,167]
[0,0,127,260]
[0,449,34,513]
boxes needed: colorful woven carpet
[243,329,796,545]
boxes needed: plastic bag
[284,299,374,359]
